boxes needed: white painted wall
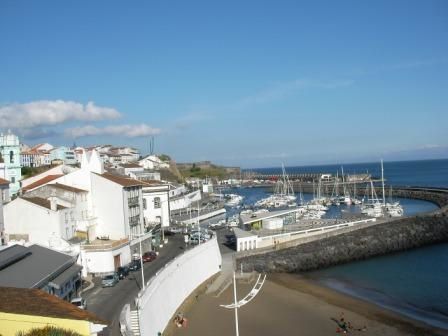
[80,243,131,275]
[168,184,187,198]
[142,187,170,227]
[138,237,222,336]
[3,198,74,245]
[237,236,258,252]
[90,173,126,240]
[169,190,201,211]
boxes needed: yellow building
[0,287,107,336]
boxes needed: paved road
[83,233,188,335]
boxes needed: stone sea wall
[236,190,448,273]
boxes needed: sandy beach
[166,273,448,336]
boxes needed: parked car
[117,265,130,279]
[70,297,87,309]
[129,259,142,271]
[189,235,206,245]
[101,273,119,288]
[142,251,157,263]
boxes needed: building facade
[0,131,22,195]
[50,146,77,165]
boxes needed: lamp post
[131,229,146,289]
[138,230,145,288]
[220,272,267,336]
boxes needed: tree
[16,326,82,336]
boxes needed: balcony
[129,215,141,227]
[128,196,139,207]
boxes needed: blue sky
[0,0,447,168]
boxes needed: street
[83,233,187,335]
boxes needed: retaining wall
[237,211,448,273]
[137,237,222,336]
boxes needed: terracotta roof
[22,197,67,210]
[21,149,40,155]
[121,163,141,168]
[22,175,63,191]
[98,173,147,187]
[0,178,9,186]
[50,183,87,193]
[0,286,107,324]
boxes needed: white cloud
[0,100,121,128]
[65,124,161,138]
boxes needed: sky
[0,0,447,168]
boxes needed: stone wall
[236,211,448,273]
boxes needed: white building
[142,183,170,228]
[5,149,152,276]
[0,130,22,195]
[4,194,81,245]
[138,155,170,170]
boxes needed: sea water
[240,159,448,329]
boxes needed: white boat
[380,160,403,217]
[361,181,384,217]
[225,194,244,207]
[255,164,297,208]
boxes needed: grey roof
[0,244,78,289]
[233,228,257,239]
[0,245,31,271]
[49,263,82,289]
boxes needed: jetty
[235,186,448,273]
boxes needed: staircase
[130,310,141,336]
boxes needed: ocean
[247,158,448,188]
[239,159,448,329]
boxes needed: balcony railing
[129,215,140,226]
[128,196,139,206]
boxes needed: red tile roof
[0,287,107,324]
[51,183,87,193]
[22,175,63,192]
[0,177,9,186]
[22,197,67,210]
[97,173,147,187]
[121,163,141,168]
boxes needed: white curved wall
[137,237,222,336]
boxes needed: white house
[138,155,170,170]
[5,149,152,276]
[4,195,79,245]
[142,183,170,228]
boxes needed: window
[143,198,147,210]
[154,197,161,209]
[11,177,15,183]
[9,151,14,163]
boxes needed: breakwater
[236,189,448,273]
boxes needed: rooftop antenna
[149,136,155,155]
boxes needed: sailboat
[380,160,404,217]
[340,166,352,205]
[255,163,297,208]
[361,180,384,217]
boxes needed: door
[114,254,121,270]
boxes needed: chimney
[49,197,58,211]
